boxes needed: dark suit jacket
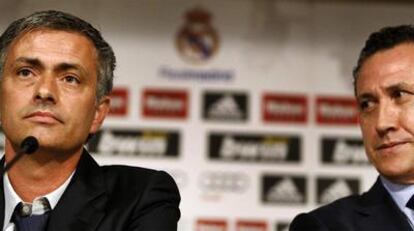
[0,149,181,231]
[290,178,412,231]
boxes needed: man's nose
[375,101,398,136]
[33,75,57,104]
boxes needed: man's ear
[89,96,111,134]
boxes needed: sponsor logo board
[316,96,358,125]
[321,137,369,165]
[236,220,267,231]
[262,93,307,123]
[196,219,227,231]
[208,133,301,163]
[199,171,249,193]
[316,177,360,204]
[275,222,290,231]
[87,129,180,157]
[108,88,128,116]
[203,92,248,122]
[166,169,188,188]
[261,175,306,204]
[142,89,188,119]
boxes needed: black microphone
[2,136,39,175]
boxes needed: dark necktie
[11,197,51,231]
[407,195,414,210]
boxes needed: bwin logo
[219,136,289,161]
[97,130,168,156]
[332,140,368,164]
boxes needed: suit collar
[47,149,107,231]
[381,176,414,215]
[355,177,412,230]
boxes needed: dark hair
[0,10,116,100]
[353,25,414,95]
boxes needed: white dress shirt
[3,172,74,231]
[381,176,414,230]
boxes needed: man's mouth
[24,111,63,124]
[376,141,410,150]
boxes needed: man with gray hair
[291,25,414,230]
[0,10,180,230]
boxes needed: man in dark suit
[290,25,414,230]
[0,10,180,230]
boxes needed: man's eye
[359,100,374,111]
[63,76,80,84]
[391,90,405,98]
[392,90,409,98]
[17,69,33,77]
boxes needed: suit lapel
[47,150,107,231]
[355,178,412,230]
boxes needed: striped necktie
[11,197,51,231]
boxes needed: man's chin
[39,143,82,152]
[379,168,414,184]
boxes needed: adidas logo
[208,95,243,119]
[266,177,303,203]
[319,179,353,204]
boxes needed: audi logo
[198,171,249,192]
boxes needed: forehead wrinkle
[10,57,87,78]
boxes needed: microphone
[2,136,39,175]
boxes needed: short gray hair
[0,10,116,100]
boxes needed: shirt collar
[380,176,414,211]
[3,171,74,229]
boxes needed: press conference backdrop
[0,0,413,230]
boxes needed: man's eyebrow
[356,92,374,102]
[55,62,87,76]
[385,82,414,93]
[14,57,44,69]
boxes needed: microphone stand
[2,136,39,176]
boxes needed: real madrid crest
[176,7,220,64]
